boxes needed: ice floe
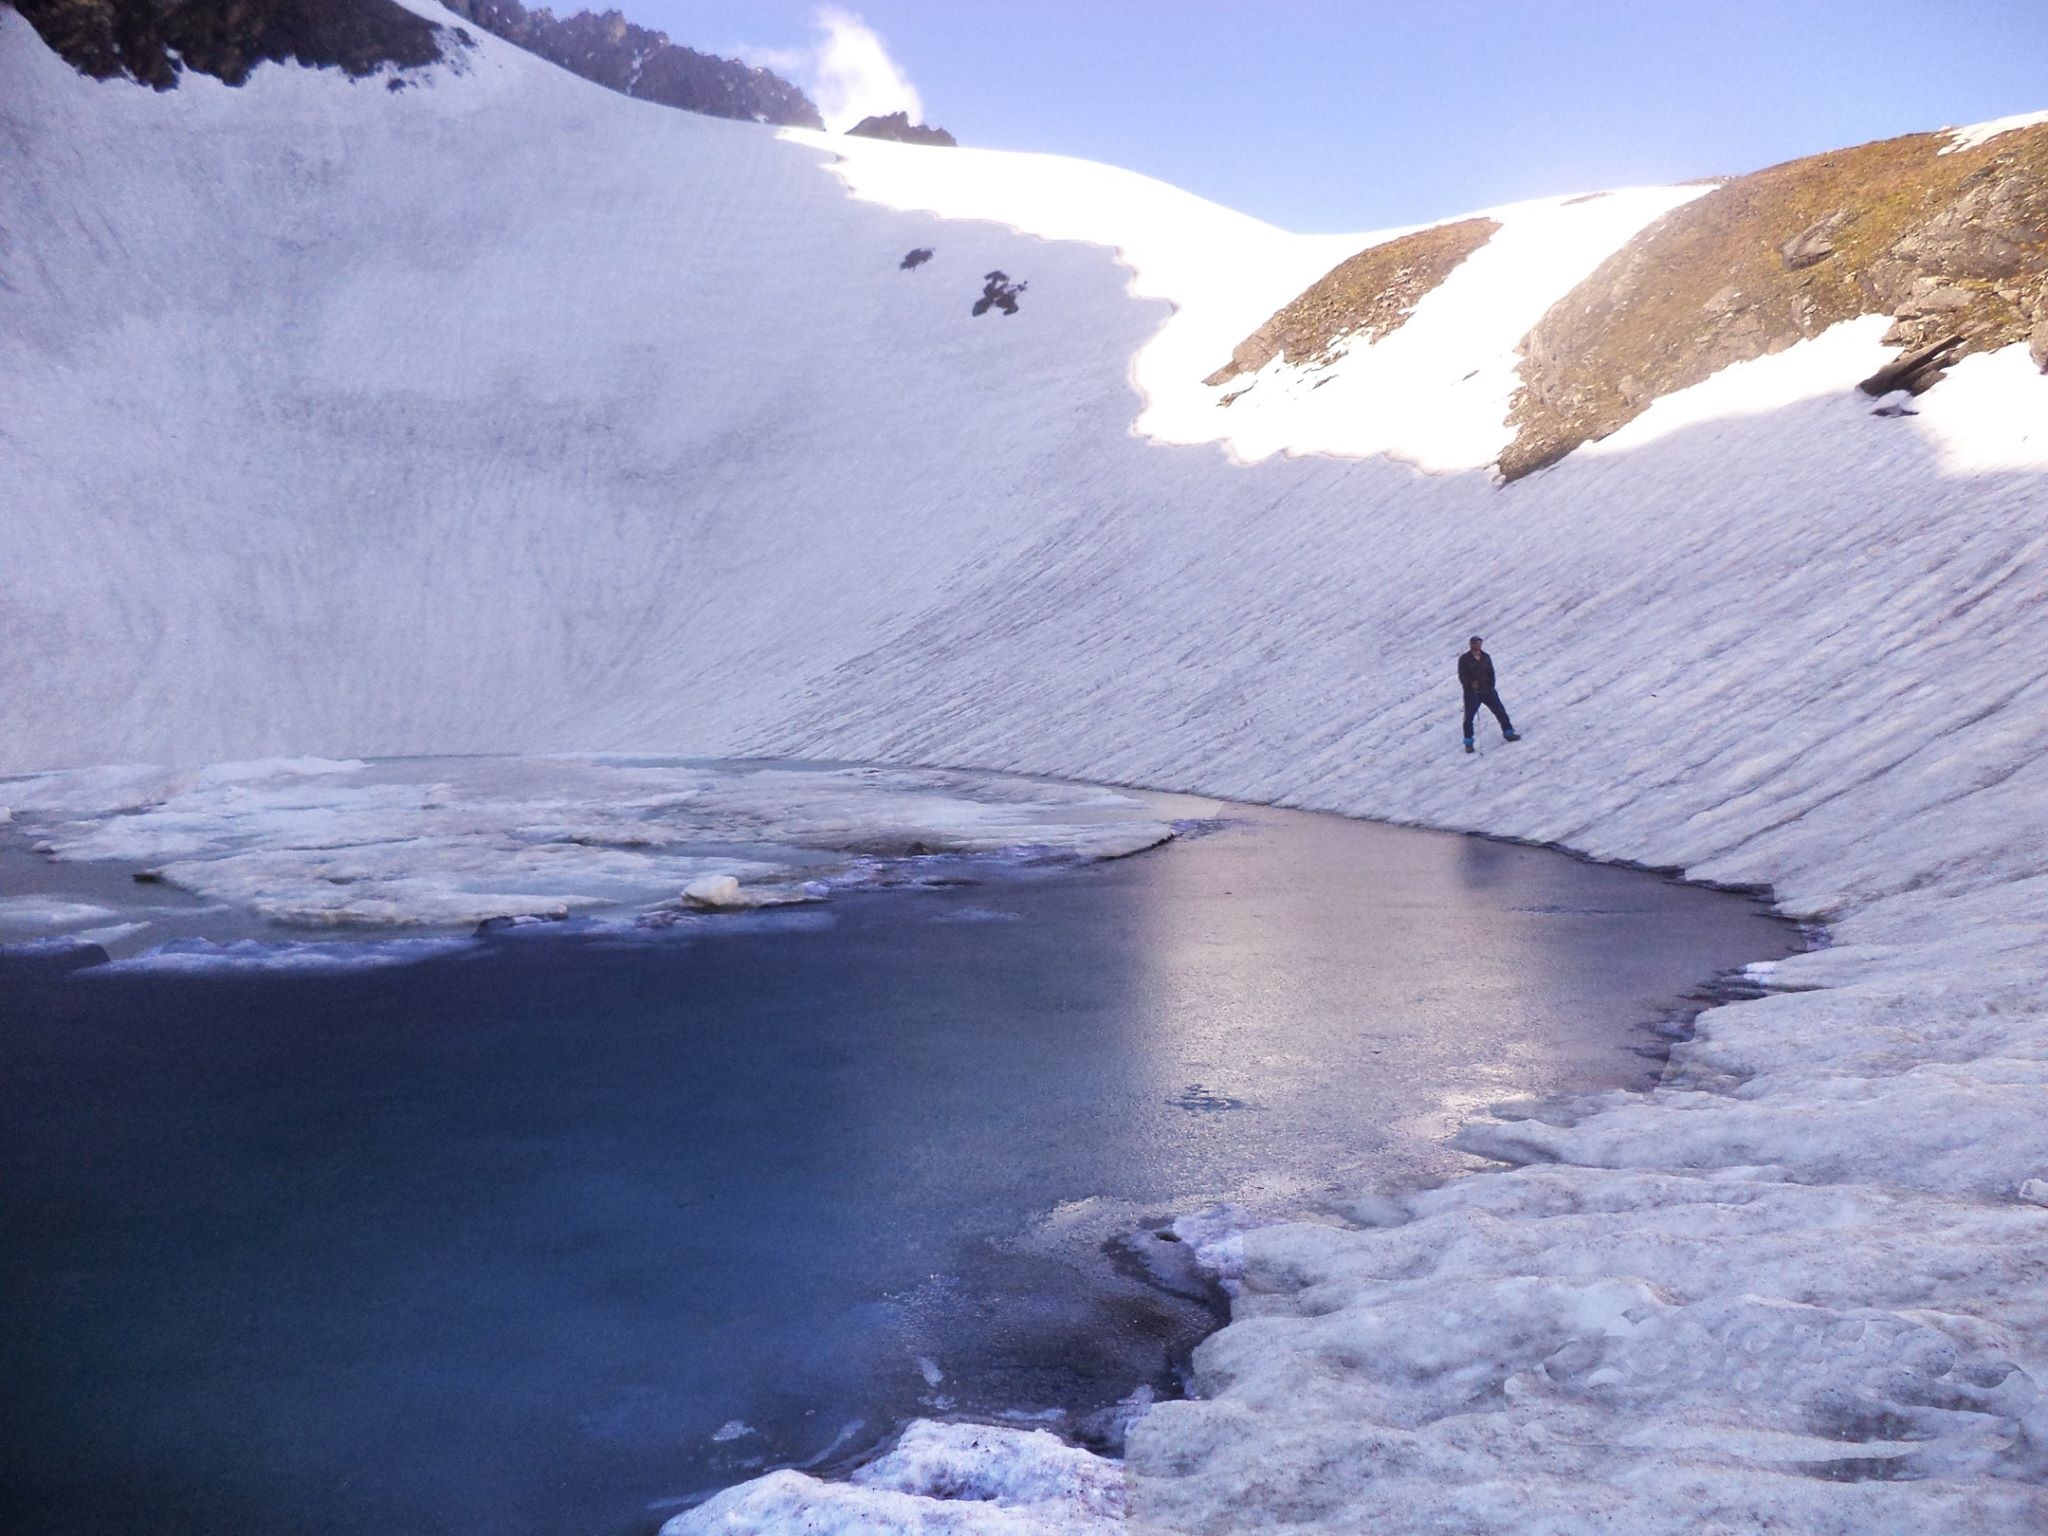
[99,935,480,974]
[0,896,119,934]
[0,757,1173,956]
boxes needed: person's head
[1468,635,1484,654]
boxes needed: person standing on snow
[1459,635,1520,753]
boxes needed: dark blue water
[0,804,1795,1536]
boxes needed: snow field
[5,10,2048,1531]
[1942,108,2048,154]
[805,127,1709,471]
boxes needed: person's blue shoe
[1463,736,1475,754]
[1503,729,1521,742]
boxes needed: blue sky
[634,2,2048,232]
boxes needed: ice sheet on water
[3,757,1173,944]
[0,896,119,933]
[98,935,479,974]
[69,922,150,948]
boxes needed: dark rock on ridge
[441,0,821,127]
[6,0,818,125]
[973,270,1026,317]
[848,110,955,147]
[900,248,934,270]
[1205,216,1502,386]
[7,0,447,87]
[1501,121,2048,478]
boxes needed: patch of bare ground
[1204,216,1501,388]
[1502,121,2048,479]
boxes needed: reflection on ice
[0,756,1175,961]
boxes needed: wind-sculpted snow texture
[5,12,2048,1532]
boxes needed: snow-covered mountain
[4,8,2048,1533]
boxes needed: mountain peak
[848,110,956,148]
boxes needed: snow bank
[666,1420,1125,1536]
[5,12,2047,1531]
[1942,108,2048,153]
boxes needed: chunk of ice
[682,875,746,909]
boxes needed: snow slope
[5,11,2048,1532]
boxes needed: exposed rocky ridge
[5,0,447,86]
[849,110,955,148]
[441,0,820,127]
[1204,216,1501,387]
[1501,122,2048,478]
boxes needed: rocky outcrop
[848,111,955,148]
[7,0,448,86]
[441,0,821,127]
[5,0,820,123]
[1205,216,1500,386]
[1502,121,2048,478]
[972,271,1026,316]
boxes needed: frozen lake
[0,793,1795,1536]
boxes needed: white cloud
[738,7,924,134]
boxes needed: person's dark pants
[1463,686,1513,740]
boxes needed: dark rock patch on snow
[973,271,1027,317]
[1858,334,1970,398]
[849,110,956,147]
[441,0,822,127]
[1502,122,2048,478]
[10,0,446,87]
[1205,216,1501,387]
[900,247,934,271]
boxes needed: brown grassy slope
[1205,216,1501,387]
[1502,122,2048,479]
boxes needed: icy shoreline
[673,768,2048,1534]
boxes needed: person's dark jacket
[1458,650,1496,693]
